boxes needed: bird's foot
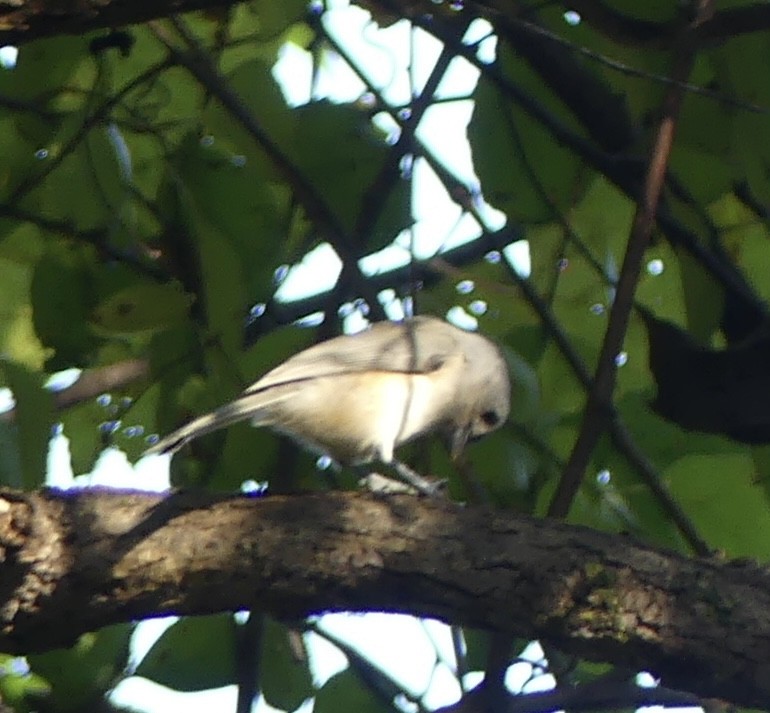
[392,461,446,497]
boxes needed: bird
[145,316,511,493]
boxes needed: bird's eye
[480,410,499,427]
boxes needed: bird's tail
[143,389,288,455]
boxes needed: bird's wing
[243,317,463,396]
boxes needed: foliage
[1,0,770,711]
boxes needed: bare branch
[1,488,769,707]
[548,4,708,519]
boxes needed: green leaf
[34,122,126,232]
[290,101,411,250]
[469,42,588,225]
[719,32,770,207]
[668,142,731,206]
[173,133,285,292]
[91,283,193,335]
[208,58,411,252]
[675,248,724,341]
[28,624,132,711]
[202,58,297,184]
[0,655,51,713]
[0,116,39,201]
[0,223,48,370]
[0,36,89,104]
[0,359,53,489]
[135,614,238,691]
[260,618,314,711]
[30,240,100,370]
[665,451,770,558]
[0,421,23,490]
[314,669,394,713]
[568,176,635,256]
[119,63,204,149]
[710,193,770,305]
[243,0,310,41]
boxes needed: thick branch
[6,0,770,47]
[0,488,769,707]
[0,0,239,45]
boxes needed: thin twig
[8,60,172,204]
[504,14,768,115]
[235,612,264,713]
[531,0,770,48]
[405,9,766,320]
[148,18,386,322]
[548,4,711,520]
[0,359,150,423]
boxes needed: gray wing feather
[243,316,461,395]
[145,388,293,454]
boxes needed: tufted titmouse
[145,316,510,492]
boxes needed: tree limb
[547,3,705,518]
[436,676,704,713]
[1,487,769,708]
[0,0,240,45]
[5,0,770,48]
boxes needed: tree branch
[0,0,240,45]
[1,487,769,707]
[490,0,770,48]
[147,17,386,323]
[0,359,150,424]
[547,3,705,518]
[5,0,770,47]
[436,676,704,713]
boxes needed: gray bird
[145,316,511,493]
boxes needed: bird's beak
[449,426,470,461]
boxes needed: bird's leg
[391,460,446,497]
[358,472,417,495]
[355,461,445,497]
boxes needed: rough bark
[0,0,238,45]
[0,487,768,708]
[4,0,770,47]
